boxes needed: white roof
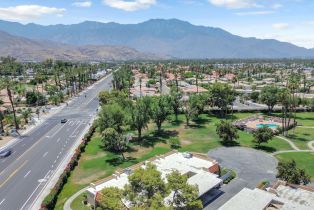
[276,185,314,210]
[219,186,314,210]
[219,188,274,210]
[87,152,222,197]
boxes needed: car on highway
[0,149,12,158]
[61,119,68,124]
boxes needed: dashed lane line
[0,160,28,189]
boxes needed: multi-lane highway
[0,74,112,210]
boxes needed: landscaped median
[40,123,97,210]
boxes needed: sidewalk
[0,103,65,150]
[0,76,107,150]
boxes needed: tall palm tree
[0,111,4,133]
[0,77,19,130]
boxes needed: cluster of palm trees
[0,57,106,134]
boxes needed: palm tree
[0,111,5,133]
[21,109,32,124]
[0,77,19,130]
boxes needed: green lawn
[276,152,314,180]
[294,112,314,126]
[54,133,171,210]
[54,112,305,210]
[164,114,293,153]
[274,112,314,150]
[286,127,314,150]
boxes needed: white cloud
[305,20,314,25]
[271,3,282,9]
[235,10,273,16]
[102,0,156,11]
[72,1,92,8]
[208,0,262,9]
[0,5,65,21]
[272,23,289,30]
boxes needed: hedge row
[40,123,97,210]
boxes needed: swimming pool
[256,123,278,129]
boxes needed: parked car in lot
[0,149,12,158]
[61,119,68,124]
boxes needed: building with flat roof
[86,151,222,207]
[219,181,314,210]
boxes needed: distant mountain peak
[0,18,313,59]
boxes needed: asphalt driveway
[204,147,278,209]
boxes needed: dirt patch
[126,146,153,158]
[0,136,13,147]
[72,170,108,185]
[82,152,107,161]
[181,139,192,145]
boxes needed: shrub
[220,168,236,184]
[40,123,97,210]
[169,137,181,149]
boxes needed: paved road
[204,147,277,210]
[0,74,112,210]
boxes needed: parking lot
[204,147,278,209]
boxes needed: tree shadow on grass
[170,119,184,126]
[106,156,137,167]
[136,130,179,148]
[254,145,276,153]
[186,124,205,129]
[287,134,309,142]
[193,117,211,125]
[220,141,240,147]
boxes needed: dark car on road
[0,149,12,158]
[61,119,68,124]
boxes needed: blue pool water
[256,123,278,129]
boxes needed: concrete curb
[29,73,111,210]
[63,187,89,210]
[0,104,65,151]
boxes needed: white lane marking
[56,138,61,143]
[51,165,54,168]
[0,198,5,205]
[59,151,62,155]
[56,155,59,159]
[42,152,48,158]
[20,183,41,210]
[54,160,56,164]
[69,123,82,137]
[49,125,64,138]
[24,170,31,178]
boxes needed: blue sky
[0,0,313,48]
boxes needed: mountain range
[0,18,313,61]
[0,30,161,61]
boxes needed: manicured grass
[164,113,293,153]
[286,127,314,150]
[54,133,171,210]
[71,194,90,210]
[294,112,314,126]
[271,112,314,150]
[55,111,306,209]
[276,152,314,180]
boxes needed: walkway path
[297,126,314,128]
[272,135,314,155]
[64,187,89,210]
[276,136,300,151]
[308,141,314,151]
